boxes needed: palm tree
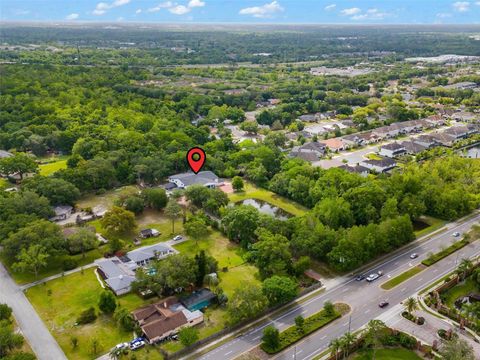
[330,338,342,360]
[457,258,473,281]
[365,320,386,360]
[341,332,356,359]
[404,297,418,316]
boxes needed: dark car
[355,274,366,281]
[378,301,389,308]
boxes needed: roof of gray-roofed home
[362,157,397,167]
[0,150,13,159]
[126,243,175,263]
[401,141,427,154]
[169,171,219,187]
[96,258,134,278]
[105,274,136,292]
[380,142,405,150]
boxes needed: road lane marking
[365,309,371,314]
[225,351,233,356]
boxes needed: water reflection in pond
[236,199,293,220]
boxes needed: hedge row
[422,239,469,266]
[261,309,341,354]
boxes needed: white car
[452,232,461,237]
[129,340,145,351]
[173,235,183,241]
[366,273,380,282]
[410,253,418,259]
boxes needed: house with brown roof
[132,298,203,344]
[319,138,348,152]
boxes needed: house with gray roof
[400,140,428,155]
[168,171,222,189]
[95,243,177,295]
[379,142,406,158]
[360,157,397,173]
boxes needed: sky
[1,0,480,24]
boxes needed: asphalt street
[0,262,67,360]
[194,214,480,360]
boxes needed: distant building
[49,205,73,222]
[338,164,370,177]
[360,158,397,173]
[290,142,326,162]
[379,142,406,158]
[319,138,348,152]
[168,171,222,189]
[442,81,478,90]
[399,140,428,155]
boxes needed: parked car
[173,235,183,241]
[410,253,418,259]
[452,232,460,237]
[378,301,389,308]
[129,338,146,351]
[355,274,365,281]
[112,342,129,351]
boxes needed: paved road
[192,214,480,360]
[0,262,67,360]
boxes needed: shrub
[77,307,97,324]
[114,308,135,332]
[98,291,117,314]
[416,316,425,325]
[62,258,79,271]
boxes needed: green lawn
[228,182,308,217]
[173,231,260,297]
[1,247,106,285]
[414,216,447,238]
[39,159,68,176]
[442,277,478,308]
[422,239,469,267]
[25,269,159,360]
[0,178,8,189]
[351,348,423,360]
[76,185,140,210]
[381,265,425,290]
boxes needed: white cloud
[436,12,452,18]
[13,9,30,15]
[92,0,130,16]
[453,1,470,12]
[340,7,361,16]
[136,8,142,14]
[169,5,191,15]
[476,1,480,5]
[65,13,79,20]
[188,0,205,8]
[239,1,284,18]
[325,4,336,11]
[116,16,124,21]
[147,1,173,12]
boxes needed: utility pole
[348,314,352,333]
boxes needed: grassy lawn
[442,277,478,308]
[0,178,8,189]
[228,182,307,217]
[351,348,422,360]
[366,153,383,161]
[381,265,425,290]
[39,159,68,176]
[76,185,140,210]
[173,231,260,297]
[25,269,160,360]
[414,216,447,238]
[1,247,106,285]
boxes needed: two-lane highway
[193,214,480,360]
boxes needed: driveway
[386,308,480,354]
[0,262,67,360]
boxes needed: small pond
[236,198,293,220]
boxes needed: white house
[360,158,397,173]
[379,142,406,158]
[168,171,222,189]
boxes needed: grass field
[414,216,447,238]
[228,182,308,217]
[1,247,105,285]
[39,159,68,176]
[76,185,140,210]
[25,269,160,360]
[381,265,425,290]
[0,178,8,189]
[351,348,422,360]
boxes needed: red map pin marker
[186,147,206,174]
